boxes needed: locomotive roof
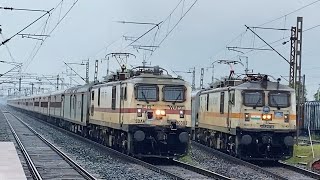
[201,80,294,94]
[236,81,294,91]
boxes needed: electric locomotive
[194,73,296,160]
[8,65,192,159]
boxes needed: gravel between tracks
[11,109,171,180]
[0,110,12,141]
[187,144,274,180]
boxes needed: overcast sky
[1,0,320,99]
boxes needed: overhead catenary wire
[0,6,49,13]
[259,0,320,26]
[143,0,199,62]
[209,0,320,61]
[22,0,80,72]
[0,8,53,47]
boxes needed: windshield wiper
[141,91,149,104]
[254,96,261,108]
[271,96,280,109]
[172,92,182,105]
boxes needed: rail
[2,109,97,180]
[192,141,287,180]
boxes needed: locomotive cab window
[268,91,290,108]
[163,86,185,102]
[242,90,264,107]
[135,84,158,101]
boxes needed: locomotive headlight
[160,110,166,116]
[262,114,272,120]
[262,114,267,120]
[266,114,272,120]
[179,110,185,118]
[137,108,142,117]
[155,109,161,116]
[284,114,289,123]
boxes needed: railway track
[268,162,320,179]
[192,141,287,180]
[298,137,320,144]
[1,109,97,180]
[193,141,320,180]
[8,107,231,180]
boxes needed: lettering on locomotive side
[167,105,184,110]
[260,124,274,129]
[141,105,152,109]
[135,119,145,123]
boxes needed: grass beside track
[285,144,320,165]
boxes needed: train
[7,66,192,159]
[192,73,297,160]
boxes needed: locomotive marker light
[137,108,142,117]
[244,113,250,121]
[179,110,184,118]
[284,114,289,123]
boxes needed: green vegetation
[311,134,320,140]
[285,144,320,165]
[179,154,194,164]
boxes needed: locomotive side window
[163,86,185,102]
[91,91,94,100]
[220,92,224,114]
[121,87,127,100]
[268,91,290,108]
[98,88,101,106]
[112,86,116,110]
[243,91,264,107]
[136,85,158,101]
[206,94,209,111]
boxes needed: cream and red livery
[193,73,296,160]
[8,66,192,158]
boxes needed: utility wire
[0,6,49,13]
[0,33,16,62]
[156,0,199,48]
[210,0,320,60]
[0,9,53,47]
[47,0,79,36]
[23,0,80,73]
[259,0,320,26]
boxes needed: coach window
[91,91,95,100]
[220,92,224,114]
[98,88,101,106]
[112,86,116,110]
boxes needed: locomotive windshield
[163,86,185,102]
[136,85,158,101]
[243,91,264,107]
[268,91,290,108]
